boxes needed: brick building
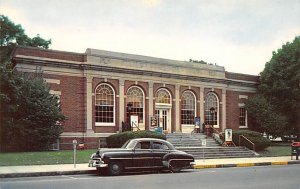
[12,46,259,149]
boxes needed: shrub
[232,130,271,151]
[106,130,166,148]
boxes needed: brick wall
[59,137,105,150]
[14,46,86,62]
[225,71,259,82]
[226,91,256,130]
[60,75,86,132]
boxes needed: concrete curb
[0,170,95,178]
[1,161,300,178]
[193,160,300,169]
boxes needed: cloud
[0,0,299,75]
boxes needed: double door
[155,109,170,132]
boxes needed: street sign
[225,129,233,142]
[202,139,206,162]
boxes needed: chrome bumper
[88,158,108,168]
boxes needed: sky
[1,0,299,75]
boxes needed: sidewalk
[194,156,300,168]
[0,156,299,178]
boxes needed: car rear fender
[162,153,194,168]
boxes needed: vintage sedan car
[89,138,195,176]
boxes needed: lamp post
[127,103,133,131]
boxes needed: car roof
[130,138,169,143]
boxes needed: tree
[245,95,288,138]
[0,15,51,62]
[0,15,65,151]
[246,37,300,137]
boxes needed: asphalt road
[1,165,300,189]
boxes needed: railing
[239,135,255,151]
[131,122,140,131]
[211,126,220,135]
[207,125,224,145]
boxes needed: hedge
[220,130,271,151]
[106,130,166,148]
[232,130,271,151]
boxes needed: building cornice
[13,57,258,89]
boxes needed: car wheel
[169,161,182,173]
[108,161,123,176]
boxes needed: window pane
[204,93,218,125]
[126,87,144,123]
[95,84,114,123]
[156,89,171,104]
[239,107,246,126]
[181,91,196,125]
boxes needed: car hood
[95,148,132,157]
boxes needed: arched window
[126,86,145,123]
[181,91,196,125]
[204,92,219,126]
[156,89,171,104]
[95,83,115,125]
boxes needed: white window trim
[181,90,196,126]
[155,88,172,105]
[238,104,248,128]
[95,122,115,127]
[204,92,219,128]
[95,83,116,127]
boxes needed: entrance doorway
[155,109,171,132]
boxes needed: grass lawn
[0,149,97,166]
[258,146,291,157]
[0,146,293,166]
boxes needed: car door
[151,141,170,168]
[131,141,154,169]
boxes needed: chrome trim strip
[169,159,194,161]
[110,157,162,160]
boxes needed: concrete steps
[176,147,257,159]
[166,133,219,147]
[166,133,257,159]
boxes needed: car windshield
[121,140,131,148]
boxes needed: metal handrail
[132,122,140,131]
[210,126,220,135]
[239,135,255,151]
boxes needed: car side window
[152,142,169,150]
[162,144,170,150]
[135,142,151,149]
[152,142,162,149]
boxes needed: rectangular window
[239,107,247,127]
[95,105,114,123]
[126,107,144,123]
[181,109,195,125]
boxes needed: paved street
[1,165,299,189]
